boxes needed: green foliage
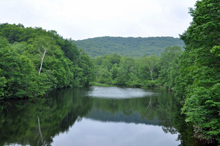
[0,69,7,97]
[61,39,80,63]
[74,49,95,86]
[0,23,95,99]
[210,46,220,57]
[176,0,220,143]
[138,55,160,82]
[115,57,135,86]
[0,39,26,98]
[93,48,182,88]
[159,46,182,90]
[73,36,184,58]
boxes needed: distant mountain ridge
[72,36,184,58]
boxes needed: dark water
[0,86,209,146]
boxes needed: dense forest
[0,23,95,99]
[175,0,220,144]
[0,0,219,144]
[73,36,184,57]
[92,46,182,89]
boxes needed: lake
[0,86,208,146]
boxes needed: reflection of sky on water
[87,86,155,99]
[52,118,180,146]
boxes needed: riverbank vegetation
[92,45,182,89]
[0,23,95,99]
[0,0,219,144]
[175,0,220,143]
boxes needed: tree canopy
[92,46,182,88]
[176,0,220,143]
[0,23,95,99]
[73,36,184,58]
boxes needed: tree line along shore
[0,0,220,144]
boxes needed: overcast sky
[0,0,197,40]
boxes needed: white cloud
[0,0,197,40]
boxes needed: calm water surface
[0,86,206,146]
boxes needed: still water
[0,86,203,146]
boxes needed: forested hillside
[92,46,182,89]
[72,36,184,57]
[0,23,95,99]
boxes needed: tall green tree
[115,57,135,86]
[176,0,220,142]
[139,55,160,83]
[159,46,182,90]
[75,49,95,86]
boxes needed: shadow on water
[0,86,216,146]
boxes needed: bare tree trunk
[39,49,47,75]
[38,116,43,139]
[150,71,153,81]
[145,97,152,112]
[146,59,154,81]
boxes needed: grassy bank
[90,82,120,87]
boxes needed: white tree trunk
[146,60,154,81]
[145,97,152,112]
[38,49,47,75]
[38,116,43,139]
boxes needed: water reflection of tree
[89,90,173,124]
[0,87,214,146]
[156,91,178,134]
[161,93,217,146]
[89,89,215,146]
[0,88,93,146]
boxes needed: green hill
[72,36,185,58]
